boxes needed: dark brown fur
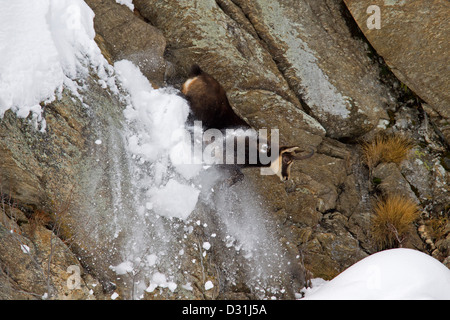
[182,64,248,129]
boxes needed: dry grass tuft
[361,133,414,169]
[371,194,420,249]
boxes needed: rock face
[0,202,104,299]
[134,0,393,139]
[0,75,130,297]
[84,0,167,87]
[231,0,393,139]
[0,0,449,300]
[343,0,450,142]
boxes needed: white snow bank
[302,248,450,300]
[0,0,115,130]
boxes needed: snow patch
[205,281,214,291]
[0,0,115,131]
[115,59,201,221]
[20,244,30,254]
[257,0,351,119]
[115,0,134,11]
[301,249,450,300]
[111,292,119,300]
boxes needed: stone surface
[232,0,392,139]
[0,73,130,295]
[133,0,325,147]
[0,204,103,300]
[343,0,450,126]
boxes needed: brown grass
[371,194,420,249]
[361,133,414,169]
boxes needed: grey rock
[372,162,419,201]
[344,0,450,134]
[232,0,392,138]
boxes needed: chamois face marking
[280,147,298,181]
[181,77,197,95]
[181,64,314,181]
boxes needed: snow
[149,179,200,221]
[110,260,134,275]
[111,292,119,300]
[0,0,115,131]
[205,281,214,291]
[0,0,62,122]
[4,1,448,303]
[146,272,177,293]
[146,254,158,267]
[115,60,191,162]
[20,244,30,254]
[182,283,193,291]
[115,0,134,11]
[115,59,202,221]
[301,249,450,300]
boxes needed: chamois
[181,64,314,180]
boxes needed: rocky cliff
[0,0,448,300]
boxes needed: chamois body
[182,64,248,130]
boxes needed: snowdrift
[302,248,450,300]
